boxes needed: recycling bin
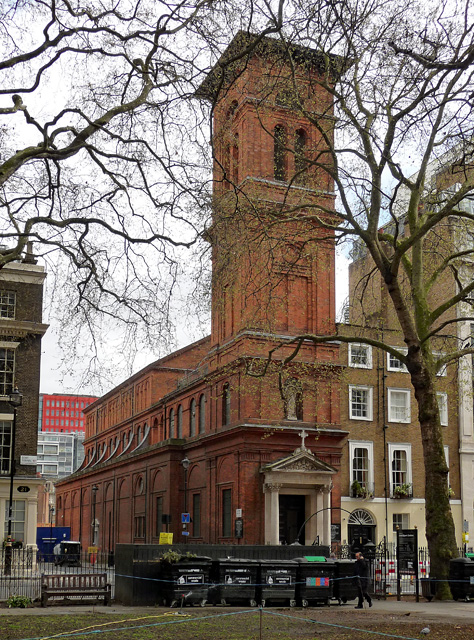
[259,559,297,607]
[333,559,358,604]
[449,557,474,601]
[159,555,212,607]
[208,558,259,606]
[295,556,335,607]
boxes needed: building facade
[38,393,97,434]
[0,246,48,547]
[55,34,346,551]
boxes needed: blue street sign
[181,513,190,524]
[182,531,190,536]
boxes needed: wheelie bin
[449,557,474,601]
[295,556,335,607]
[259,559,298,607]
[208,558,259,606]
[159,555,212,607]
[333,559,358,604]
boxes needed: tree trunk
[409,351,458,598]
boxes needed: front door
[348,523,376,555]
[279,495,305,545]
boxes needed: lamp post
[4,388,23,576]
[181,457,190,542]
[49,504,55,558]
[91,485,98,546]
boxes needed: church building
[54,33,347,551]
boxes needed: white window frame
[433,353,447,377]
[393,513,409,531]
[348,344,372,369]
[444,445,450,488]
[388,443,412,496]
[349,441,374,491]
[437,392,448,426]
[349,386,373,421]
[387,349,408,373]
[388,388,411,423]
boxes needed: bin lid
[215,557,259,564]
[465,553,474,559]
[304,556,327,562]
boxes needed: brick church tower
[199,33,338,352]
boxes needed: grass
[1,607,474,640]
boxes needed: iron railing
[0,548,115,602]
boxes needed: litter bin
[333,559,358,604]
[159,555,212,607]
[209,558,259,606]
[420,577,437,602]
[295,556,335,607]
[259,559,297,607]
[449,557,474,601]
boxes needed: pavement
[3,597,474,622]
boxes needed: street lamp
[4,388,23,576]
[181,457,190,542]
[49,504,55,557]
[91,485,99,546]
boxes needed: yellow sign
[88,546,98,554]
[463,532,469,543]
[159,532,173,545]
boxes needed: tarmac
[3,597,474,622]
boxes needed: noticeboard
[159,532,173,545]
[396,529,418,575]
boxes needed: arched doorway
[348,509,376,554]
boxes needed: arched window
[222,384,231,426]
[231,134,239,185]
[189,398,196,436]
[169,408,175,438]
[295,128,307,184]
[223,100,238,189]
[274,125,287,181]
[199,394,206,433]
[177,404,183,438]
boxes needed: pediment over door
[261,447,336,489]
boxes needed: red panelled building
[55,34,347,551]
[40,394,98,434]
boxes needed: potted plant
[351,481,373,498]
[393,483,412,498]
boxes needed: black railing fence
[0,548,115,601]
[1,543,472,603]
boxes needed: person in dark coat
[353,552,372,608]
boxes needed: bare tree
[207,1,474,593]
[0,0,284,386]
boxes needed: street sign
[20,455,37,465]
[182,531,190,536]
[181,513,190,524]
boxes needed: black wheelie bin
[295,556,335,607]
[159,555,212,607]
[449,557,474,602]
[208,558,259,606]
[333,559,358,604]
[259,559,298,607]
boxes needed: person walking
[353,552,372,608]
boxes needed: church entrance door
[279,494,305,545]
